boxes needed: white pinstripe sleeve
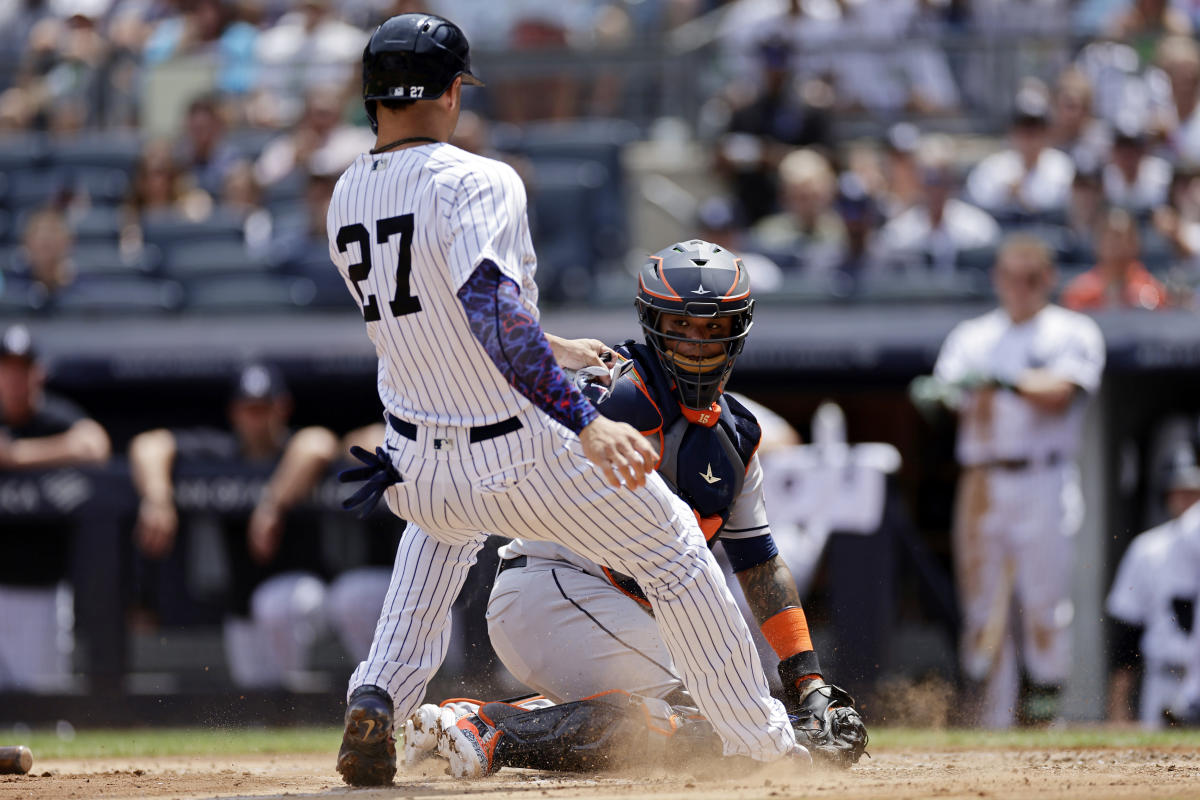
[440,160,529,290]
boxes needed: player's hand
[248,501,283,564]
[136,496,178,559]
[547,335,616,375]
[580,416,656,490]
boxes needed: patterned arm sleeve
[458,259,598,435]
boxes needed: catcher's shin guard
[483,690,720,772]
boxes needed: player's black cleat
[337,684,397,786]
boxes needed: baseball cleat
[403,703,442,766]
[791,742,813,766]
[336,685,397,786]
[444,714,502,779]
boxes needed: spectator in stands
[877,135,1001,274]
[1062,207,1170,310]
[221,160,273,257]
[966,87,1076,221]
[1152,167,1200,272]
[16,3,112,133]
[129,363,340,689]
[1151,35,1200,164]
[1104,115,1173,216]
[1049,67,1111,167]
[270,167,344,302]
[831,0,960,115]
[17,208,76,298]
[828,171,884,293]
[715,34,834,224]
[879,122,923,218]
[178,94,241,199]
[0,324,111,692]
[694,196,784,293]
[1063,160,1107,263]
[254,86,372,192]
[751,147,846,272]
[121,140,212,249]
[1106,0,1192,62]
[142,0,258,98]
[254,0,367,127]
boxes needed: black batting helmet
[362,13,484,133]
[635,240,755,411]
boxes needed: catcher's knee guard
[484,690,719,772]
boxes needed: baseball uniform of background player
[328,13,797,786]
[934,282,1104,728]
[1107,499,1200,728]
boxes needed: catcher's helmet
[362,13,483,133]
[635,240,754,410]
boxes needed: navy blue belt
[496,555,527,575]
[387,413,523,444]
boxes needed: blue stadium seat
[0,134,48,172]
[53,276,183,315]
[71,168,131,207]
[140,211,245,249]
[183,273,316,312]
[0,276,48,315]
[70,206,124,243]
[527,159,608,300]
[225,128,279,161]
[72,242,162,277]
[5,169,76,211]
[49,133,142,173]
[163,239,264,279]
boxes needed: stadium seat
[5,169,76,211]
[140,211,245,249]
[163,239,265,279]
[70,206,125,244]
[48,133,142,173]
[52,276,183,315]
[71,168,132,207]
[226,128,279,161]
[183,273,316,312]
[527,159,607,300]
[0,134,48,172]
[72,242,162,277]
[0,275,48,315]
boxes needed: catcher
[394,240,867,777]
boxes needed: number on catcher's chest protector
[336,214,421,322]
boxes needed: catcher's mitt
[789,681,868,767]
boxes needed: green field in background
[9,726,1200,760]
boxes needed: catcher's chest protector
[598,343,761,530]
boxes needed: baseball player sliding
[916,234,1105,728]
[401,241,867,778]
[328,14,808,786]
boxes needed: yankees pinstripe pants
[348,407,796,761]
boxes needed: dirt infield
[0,745,1196,800]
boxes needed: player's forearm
[262,426,340,510]
[8,421,111,469]
[735,554,803,626]
[1015,369,1078,413]
[129,429,176,501]
[458,260,598,434]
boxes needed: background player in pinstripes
[327,13,805,786]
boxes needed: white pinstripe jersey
[326,142,539,427]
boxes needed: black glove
[338,445,402,518]
[789,680,869,768]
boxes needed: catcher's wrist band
[760,606,814,660]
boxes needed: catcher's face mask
[635,240,754,411]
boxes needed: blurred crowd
[0,0,1199,309]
